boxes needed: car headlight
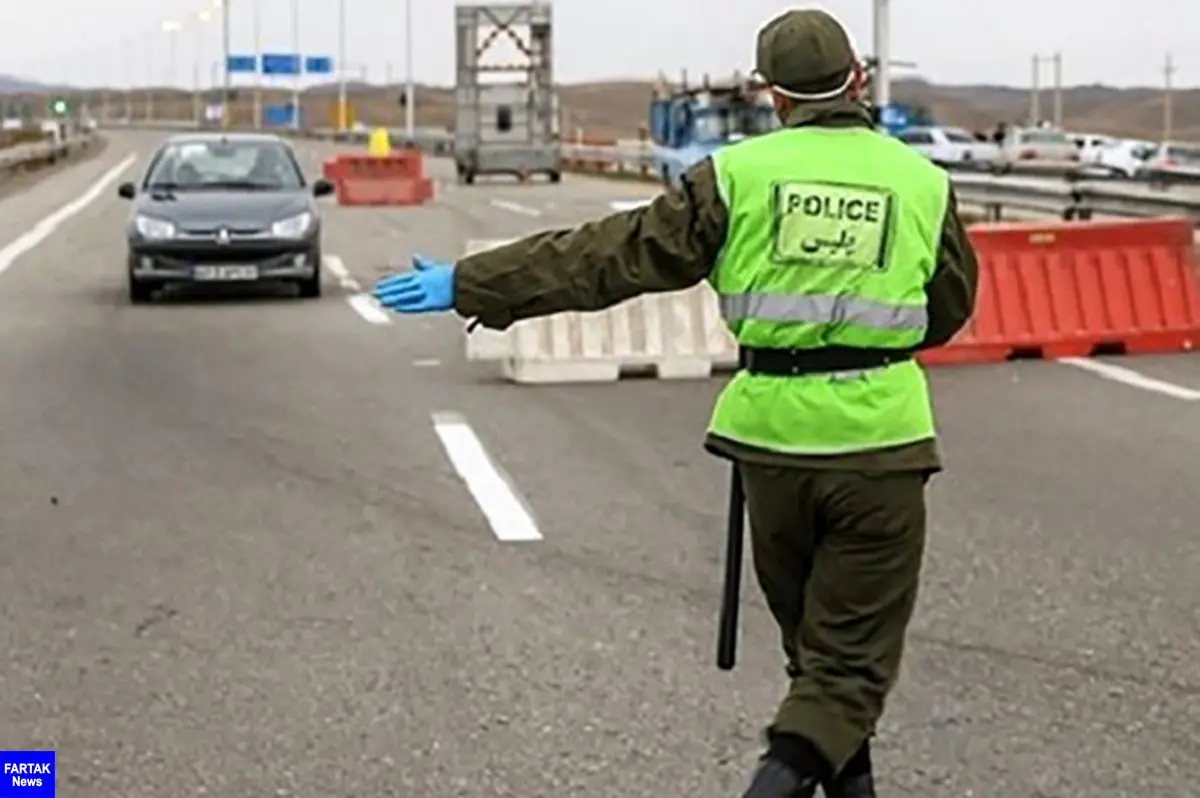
[134,215,176,239]
[271,212,312,238]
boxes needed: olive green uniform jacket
[453,101,980,473]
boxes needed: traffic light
[48,97,68,116]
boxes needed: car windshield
[692,103,777,141]
[145,139,303,190]
[942,129,976,143]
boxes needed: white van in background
[1070,133,1117,166]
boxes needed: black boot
[742,757,819,798]
[823,772,874,797]
[823,740,875,797]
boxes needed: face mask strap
[768,69,855,101]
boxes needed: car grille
[179,225,264,236]
[153,247,298,266]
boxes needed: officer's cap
[754,8,856,97]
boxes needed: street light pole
[253,0,262,128]
[1051,52,1062,128]
[871,0,890,109]
[163,21,182,102]
[221,0,231,128]
[1163,54,1176,142]
[98,54,110,123]
[291,0,301,129]
[123,39,133,121]
[146,32,156,120]
[337,0,347,132]
[194,11,211,125]
[404,0,414,139]
[1029,53,1062,127]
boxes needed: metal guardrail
[555,142,1200,223]
[96,119,1200,222]
[0,134,95,181]
[947,173,1200,223]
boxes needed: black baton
[716,464,745,670]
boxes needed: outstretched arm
[454,160,729,330]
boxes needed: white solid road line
[431,411,542,542]
[324,254,391,325]
[489,198,542,217]
[609,198,654,211]
[0,155,136,275]
[323,254,359,289]
[1059,357,1200,401]
[346,294,392,324]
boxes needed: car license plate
[193,265,258,281]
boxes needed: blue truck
[646,75,936,186]
[647,79,777,186]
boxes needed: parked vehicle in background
[895,125,1001,169]
[1070,132,1117,166]
[998,126,1078,166]
[1091,139,1156,178]
[1138,141,1200,185]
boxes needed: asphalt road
[1,131,1198,796]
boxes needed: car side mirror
[117,182,136,199]
[312,179,334,197]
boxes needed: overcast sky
[2,0,1193,89]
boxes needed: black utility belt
[739,346,913,376]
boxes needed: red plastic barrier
[919,217,1200,365]
[337,175,433,205]
[333,152,433,207]
[321,156,343,181]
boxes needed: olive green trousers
[739,463,928,773]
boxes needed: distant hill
[298,77,1200,140]
[884,79,1186,139]
[1,73,1194,140]
[0,74,63,93]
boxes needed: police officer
[373,8,978,796]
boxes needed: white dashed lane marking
[431,411,541,542]
[324,254,391,325]
[489,198,542,216]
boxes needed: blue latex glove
[372,254,455,313]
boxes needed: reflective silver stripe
[718,292,927,331]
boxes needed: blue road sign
[304,56,333,74]
[261,53,301,75]
[878,104,908,128]
[876,103,911,135]
[226,55,257,73]
[262,103,297,127]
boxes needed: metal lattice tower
[455,4,554,136]
[452,3,561,183]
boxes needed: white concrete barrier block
[462,239,517,361]
[465,327,511,361]
[460,239,739,383]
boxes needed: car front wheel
[128,270,153,304]
[296,256,321,298]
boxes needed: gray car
[118,132,334,303]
